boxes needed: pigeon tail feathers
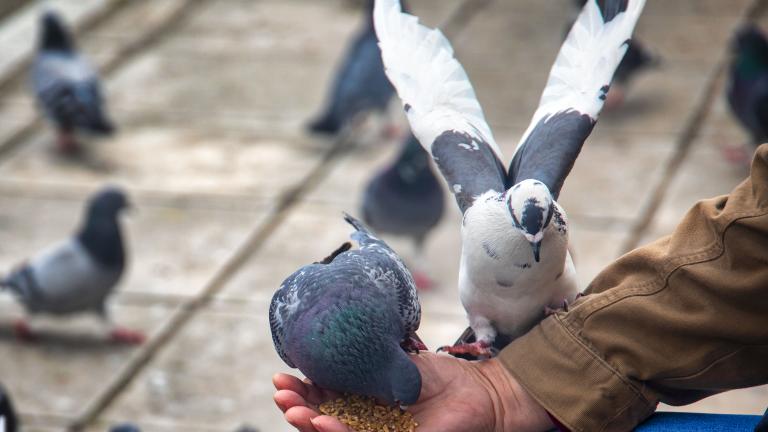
[343,212,380,247]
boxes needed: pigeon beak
[530,241,542,263]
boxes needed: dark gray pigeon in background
[725,25,768,165]
[109,423,141,432]
[269,214,425,406]
[32,11,115,154]
[362,133,444,289]
[307,0,406,135]
[0,384,18,432]
[0,187,144,344]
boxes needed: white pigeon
[374,0,646,356]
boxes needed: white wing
[374,0,507,213]
[514,0,647,156]
[507,0,646,198]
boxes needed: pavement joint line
[0,181,275,213]
[0,0,202,167]
[618,0,768,255]
[67,1,493,428]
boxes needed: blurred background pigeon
[0,384,18,432]
[570,0,660,110]
[726,25,768,165]
[0,187,144,344]
[109,423,141,432]
[362,133,444,289]
[32,11,115,154]
[307,0,406,136]
[269,214,424,406]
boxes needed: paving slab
[638,136,748,246]
[0,298,176,420]
[0,193,266,299]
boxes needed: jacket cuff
[498,316,657,432]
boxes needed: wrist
[477,358,554,432]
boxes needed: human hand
[272,352,553,432]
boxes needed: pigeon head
[86,187,131,218]
[0,384,18,432]
[40,11,75,53]
[506,179,554,263]
[384,351,422,406]
[77,187,130,267]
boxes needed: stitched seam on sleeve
[572,209,768,324]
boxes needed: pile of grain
[319,395,419,432]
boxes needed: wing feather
[374,0,506,213]
[509,0,646,197]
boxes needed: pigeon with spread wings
[375,0,646,356]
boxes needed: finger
[274,389,310,413]
[301,378,340,405]
[311,415,353,432]
[275,373,311,398]
[285,406,321,432]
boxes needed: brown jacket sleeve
[499,144,768,432]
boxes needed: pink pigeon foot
[13,319,35,342]
[110,327,146,345]
[437,340,496,358]
[401,332,428,353]
[412,271,434,291]
[382,123,403,141]
[721,143,752,167]
[56,130,81,154]
[603,85,626,111]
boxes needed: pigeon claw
[401,332,428,353]
[56,130,81,155]
[437,341,496,358]
[13,319,36,342]
[110,327,146,345]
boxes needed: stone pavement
[0,0,765,431]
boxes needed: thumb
[311,415,354,432]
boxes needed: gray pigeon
[0,187,143,344]
[32,11,115,153]
[308,0,406,135]
[269,214,425,406]
[109,424,141,432]
[0,384,18,432]
[362,133,444,289]
[375,0,645,356]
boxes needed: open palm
[272,353,552,432]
